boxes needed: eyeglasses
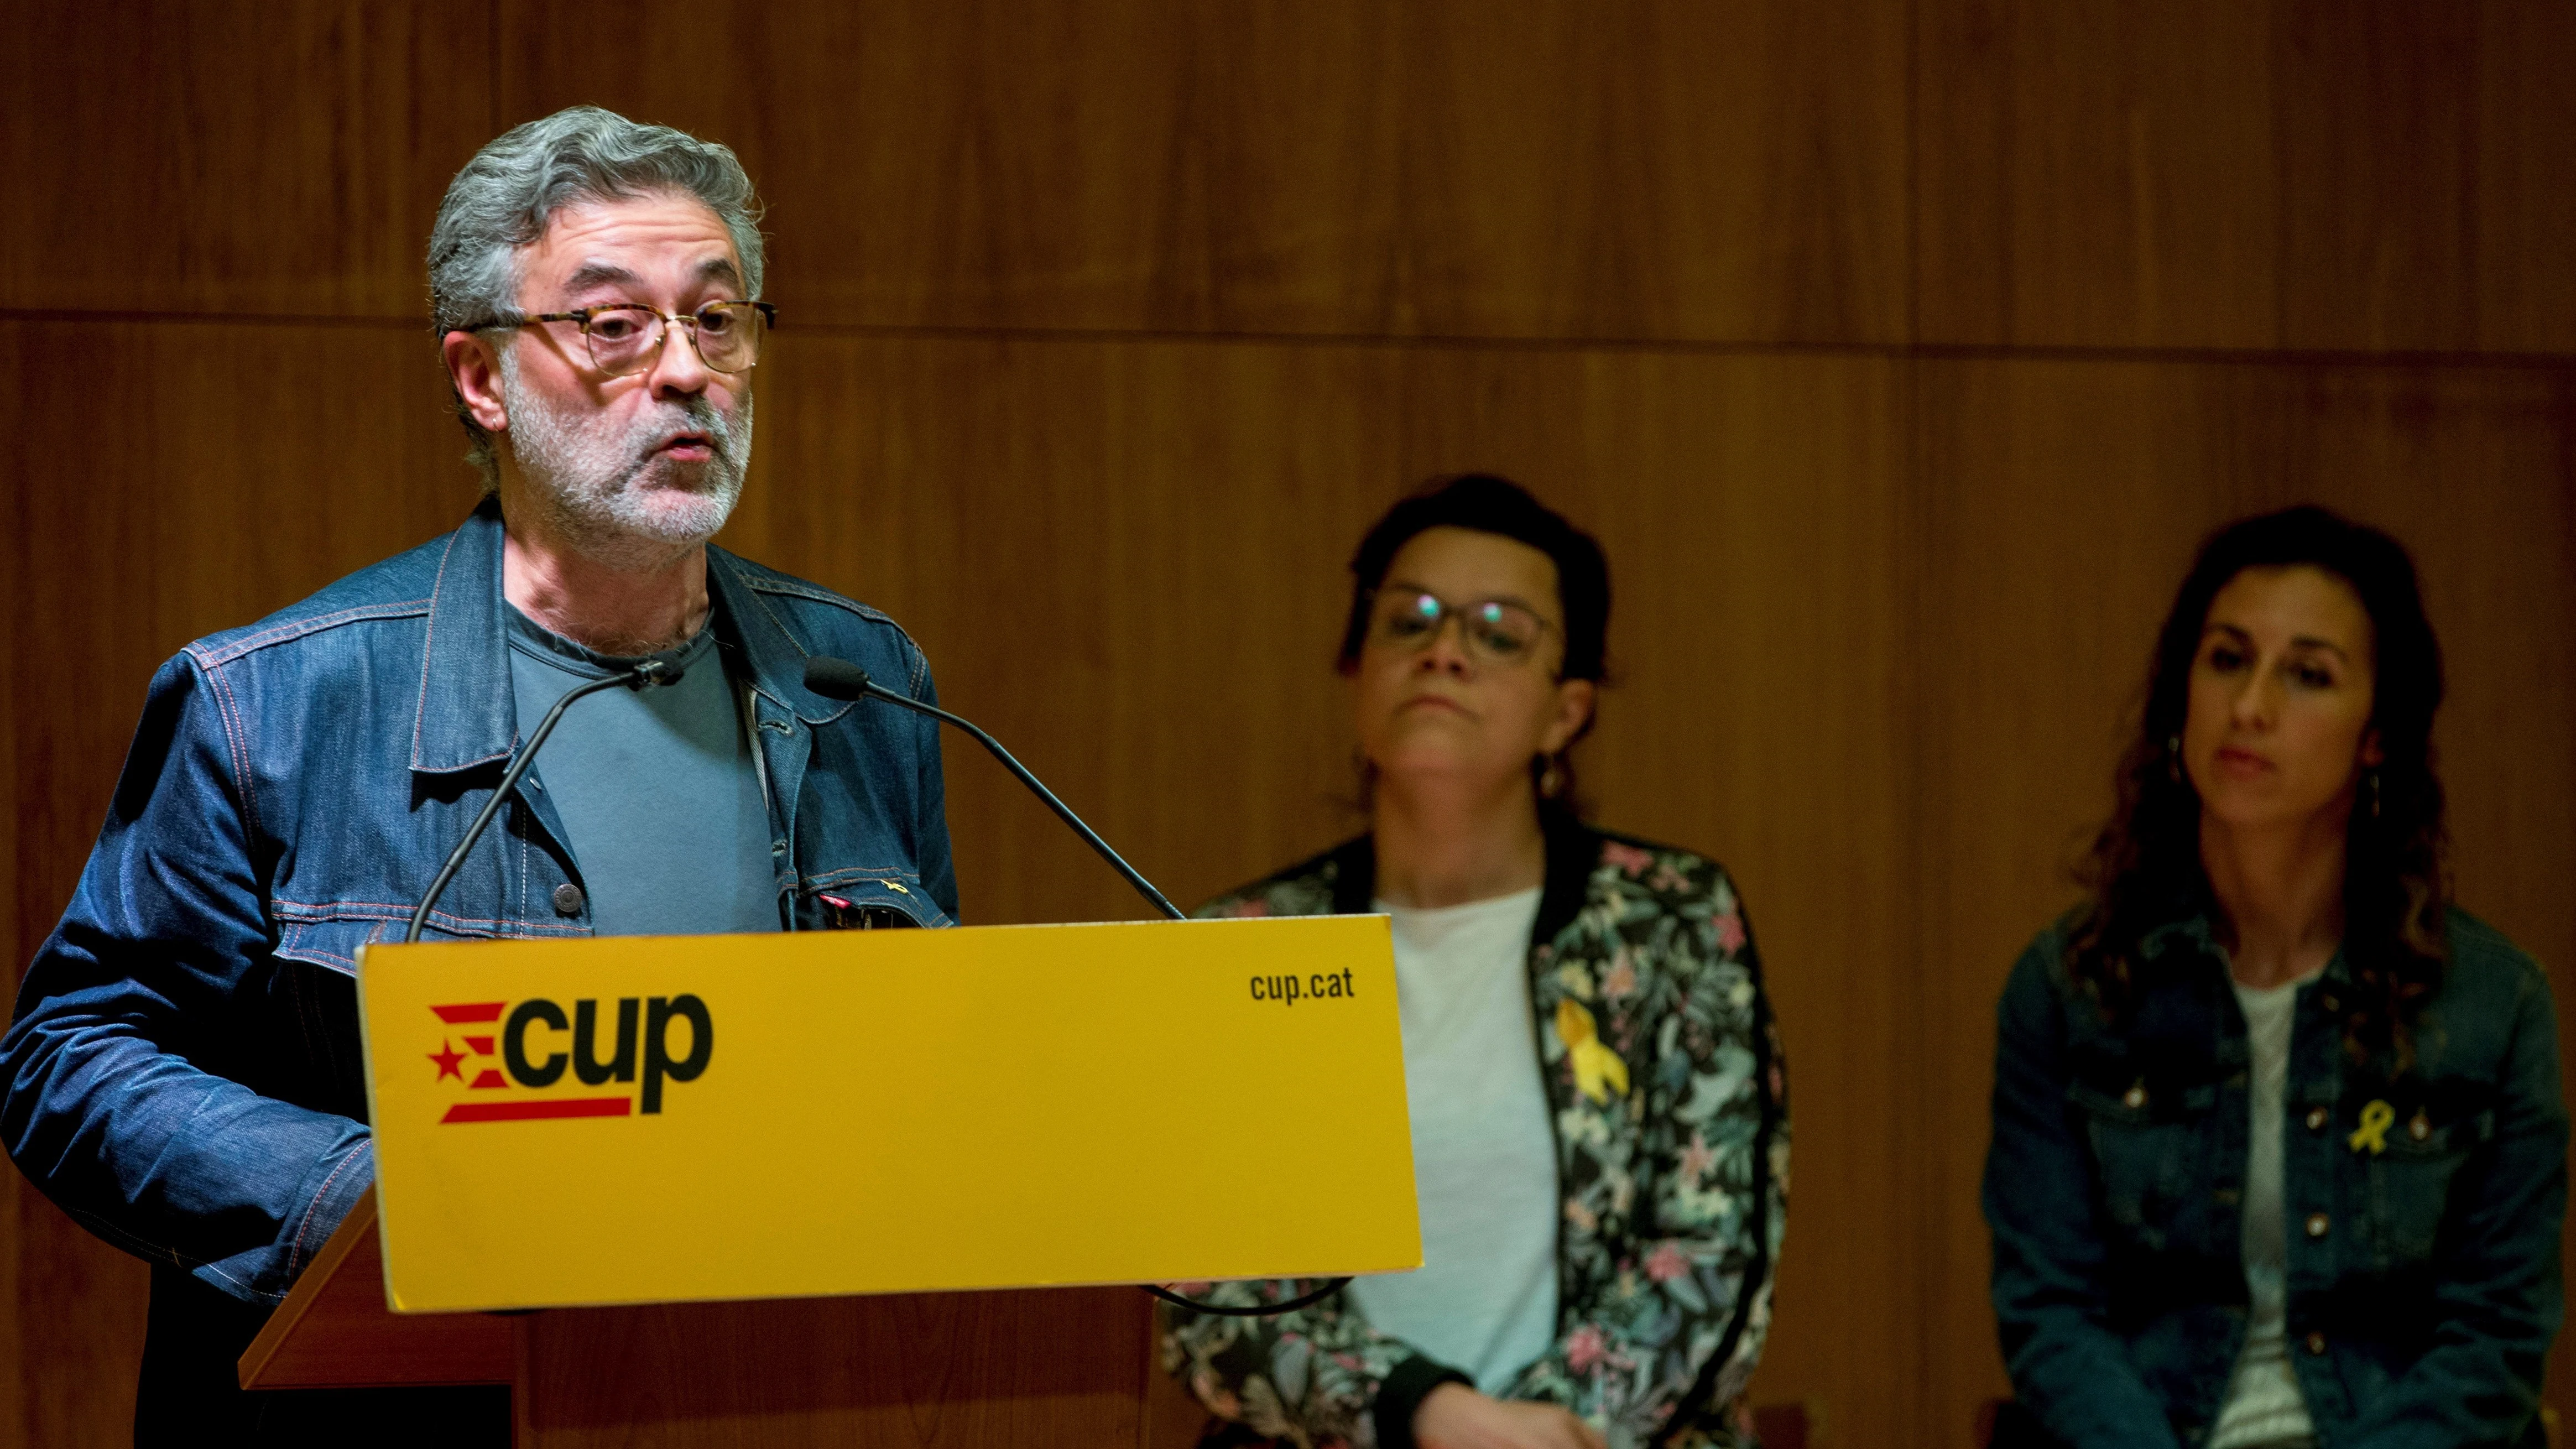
[1365,588,1556,668]
[459,300,776,376]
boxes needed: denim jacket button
[2305,1107,2329,1131]
[552,883,585,916]
[2304,1212,2331,1239]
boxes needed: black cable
[1143,1278,1354,1317]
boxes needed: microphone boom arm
[841,676,1186,922]
[405,659,675,945]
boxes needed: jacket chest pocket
[2070,1081,2216,1248]
[2364,1104,2494,1262]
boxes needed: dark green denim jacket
[1985,907,2565,1449]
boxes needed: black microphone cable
[405,657,684,945]
[802,655,1353,1320]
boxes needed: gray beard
[497,349,754,571]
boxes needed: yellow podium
[240,916,1418,1447]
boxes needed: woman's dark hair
[1338,474,1611,804]
[2069,505,2449,1071]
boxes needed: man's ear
[441,331,508,433]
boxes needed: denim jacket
[4,500,955,1321]
[1985,907,2565,1449]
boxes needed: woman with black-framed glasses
[1160,475,1790,1449]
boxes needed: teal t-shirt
[503,605,780,936]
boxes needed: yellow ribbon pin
[1555,998,1630,1105]
[2349,1099,2395,1155]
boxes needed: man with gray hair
[4,107,956,1443]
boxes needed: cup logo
[428,995,713,1123]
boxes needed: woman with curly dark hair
[1984,506,2566,1449]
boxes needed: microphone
[405,657,686,944]
[802,656,1184,922]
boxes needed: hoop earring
[2368,769,2382,819]
[1539,754,1566,799]
[2166,735,2183,786]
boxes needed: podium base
[246,1190,1221,1447]
[519,1286,1157,1447]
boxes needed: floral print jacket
[1162,814,1790,1449]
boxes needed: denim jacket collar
[703,550,860,727]
[408,498,515,776]
[2135,908,2357,988]
[404,499,856,778]
[2135,910,2213,963]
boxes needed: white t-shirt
[2211,970,2323,1449]
[1352,887,1560,1393]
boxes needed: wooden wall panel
[0,318,485,1448]
[1915,357,2576,1443]
[2271,2,2482,353]
[1917,0,2576,353]
[1,2,495,319]
[495,0,1908,343]
[1915,0,2279,352]
[2472,7,2576,354]
[724,335,1387,922]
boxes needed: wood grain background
[5,4,2570,1446]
